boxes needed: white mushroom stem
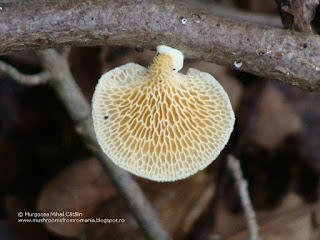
[156,45,184,72]
[227,154,261,240]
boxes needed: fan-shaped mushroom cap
[92,46,235,182]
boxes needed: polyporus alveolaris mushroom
[92,45,235,182]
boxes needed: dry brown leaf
[37,157,116,237]
[215,192,319,240]
[143,172,215,239]
[250,83,302,149]
[86,171,215,240]
[5,195,51,240]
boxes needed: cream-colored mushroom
[92,45,235,182]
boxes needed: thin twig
[0,0,320,91]
[34,49,171,240]
[227,155,260,240]
[0,60,50,85]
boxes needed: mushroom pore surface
[92,48,235,182]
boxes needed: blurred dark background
[0,0,319,239]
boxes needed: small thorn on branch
[227,154,261,240]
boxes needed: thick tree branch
[0,0,320,91]
[0,60,50,85]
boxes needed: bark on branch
[0,0,320,91]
